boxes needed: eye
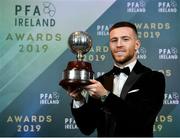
[122,38,130,41]
[110,38,118,43]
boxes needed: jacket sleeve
[71,97,102,135]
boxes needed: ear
[135,39,141,50]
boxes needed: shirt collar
[114,59,137,72]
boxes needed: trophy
[59,31,94,90]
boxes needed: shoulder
[140,70,165,85]
[134,61,165,82]
[134,61,164,78]
[133,60,151,73]
[151,71,165,80]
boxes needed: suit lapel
[120,71,142,100]
[120,61,150,100]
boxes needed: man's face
[109,27,140,65]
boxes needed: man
[68,21,165,137]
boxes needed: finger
[69,92,80,100]
[90,88,97,93]
[89,91,95,96]
[68,87,82,94]
[89,79,98,84]
[88,91,100,99]
[84,84,96,89]
[69,92,75,97]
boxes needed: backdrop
[0,0,179,137]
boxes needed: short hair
[109,21,138,36]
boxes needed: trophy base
[59,79,91,90]
[59,60,94,91]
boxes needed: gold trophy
[59,31,94,91]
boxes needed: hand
[84,79,108,99]
[67,87,84,101]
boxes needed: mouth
[115,51,126,56]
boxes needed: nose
[116,38,123,47]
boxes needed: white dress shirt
[113,60,137,97]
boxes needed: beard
[111,51,135,65]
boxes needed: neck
[115,57,137,68]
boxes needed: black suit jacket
[71,61,165,137]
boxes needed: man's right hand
[67,87,84,101]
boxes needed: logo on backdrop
[159,47,178,60]
[5,1,61,53]
[154,114,173,132]
[137,47,147,60]
[158,0,177,13]
[135,22,170,39]
[43,2,56,17]
[126,0,146,13]
[64,117,78,130]
[14,2,56,27]
[40,91,60,104]
[158,69,172,77]
[96,24,111,36]
[164,92,179,105]
[6,115,52,133]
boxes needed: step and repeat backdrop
[0,0,179,137]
